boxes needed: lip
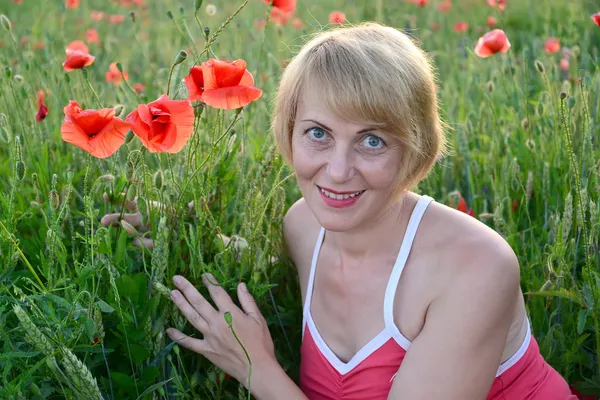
[317,185,365,209]
[318,185,365,195]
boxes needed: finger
[237,282,261,317]
[173,275,218,321]
[166,328,209,354]
[100,213,123,227]
[133,237,154,250]
[202,273,236,312]
[170,289,209,333]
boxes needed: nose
[326,146,355,183]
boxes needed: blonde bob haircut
[271,22,450,200]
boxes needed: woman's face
[291,88,405,232]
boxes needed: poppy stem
[166,64,176,97]
[82,69,103,108]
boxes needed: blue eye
[363,135,385,149]
[308,127,327,140]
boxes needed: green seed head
[566,96,576,109]
[114,104,125,117]
[194,0,203,12]
[153,170,164,191]
[16,161,25,181]
[559,91,567,100]
[4,66,11,78]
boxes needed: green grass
[0,0,599,398]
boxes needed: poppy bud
[16,161,25,181]
[194,0,203,12]
[153,170,164,191]
[64,73,70,83]
[567,96,576,109]
[114,104,125,117]
[116,63,124,73]
[126,184,137,202]
[173,50,188,66]
[486,81,495,93]
[224,311,233,326]
[193,101,205,117]
[534,60,545,73]
[13,74,24,84]
[179,7,184,16]
[204,27,210,39]
[167,10,174,20]
[4,66,11,78]
[120,220,138,236]
[125,130,135,145]
[81,68,88,78]
[0,15,11,32]
[559,91,567,100]
[129,11,135,23]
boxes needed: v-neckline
[306,312,393,375]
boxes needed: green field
[1,0,600,398]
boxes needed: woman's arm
[387,240,521,400]
[250,360,309,400]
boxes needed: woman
[164,22,577,399]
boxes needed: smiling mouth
[318,186,366,200]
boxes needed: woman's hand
[166,274,277,387]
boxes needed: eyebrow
[300,119,378,134]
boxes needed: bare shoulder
[283,198,321,276]
[422,199,521,301]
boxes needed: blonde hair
[271,22,450,199]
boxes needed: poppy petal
[126,108,150,142]
[163,100,195,153]
[66,40,89,54]
[88,118,130,158]
[238,69,255,87]
[202,86,263,110]
[61,118,93,154]
[184,66,205,101]
[202,59,246,90]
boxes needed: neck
[325,192,418,267]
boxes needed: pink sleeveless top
[299,195,577,400]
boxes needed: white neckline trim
[306,313,392,375]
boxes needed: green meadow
[1,0,599,398]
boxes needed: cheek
[358,154,401,190]
[291,135,323,177]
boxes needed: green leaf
[134,378,173,400]
[111,371,135,391]
[116,275,138,299]
[141,366,160,383]
[524,288,584,306]
[577,309,589,335]
[95,299,114,313]
[129,343,150,364]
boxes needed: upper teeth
[320,188,364,200]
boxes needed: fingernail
[170,290,179,299]
[203,273,215,283]
[173,275,182,285]
[240,282,248,292]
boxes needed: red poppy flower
[133,82,145,93]
[262,0,296,13]
[454,193,475,217]
[431,22,440,31]
[90,11,104,21]
[415,0,428,7]
[592,13,600,26]
[474,29,511,58]
[62,41,95,71]
[65,0,79,9]
[329,11,346,25]
[437,0,451,12]
[36,90,48,122]
[126,94,195,153]
[487,16,497,28]
[486,0,505,11]
[86,28,99,44]
[453,21,469,33]
[12,0,22,4]
[511,199,518,213]
[184,58,262,110]
[560,58,569,72]
[293,18,303,29]
[109,14,126,24]
[544,37,560,54]
[105,62,129,85]
[61,101,130,158]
